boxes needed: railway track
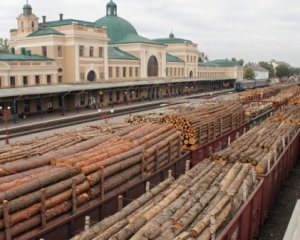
[0,89,234,141]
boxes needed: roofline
[0,78,237,98]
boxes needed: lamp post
[0,106,10,145]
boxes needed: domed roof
[95,15,138,43]
[106,0,117,7]
[23,2,32,16]
[96,1,162,45]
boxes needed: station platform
[0,89,233,131]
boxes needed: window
[80,72,85,80]
[57,46,62,57]
[99,47,103,58]
[35,76,40,85]
[23,76,28,86]
[80,95,85,106]
[135,67,139,77]
[36,99,42,111]
[10,77,16,86]
[32,21,34,28]
[166,68,169,77]
[89,47,94,57]
[87,71,96,81]
[109,67,113,78]
[58,76,63,83]
[0,77,2,88]
[42,46,47,57]
[79,46,84,57]
[109,92,113,102]
[147,56,159,77]
[129,67,133,77]
[47,75,51,84]
[47,99,53,110]
[123,67,127,77]
[100,72,104,79]
[116,67,120,78]
[24,100,30,113]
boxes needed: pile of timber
[238,85,282,103]
[72,159,257,240]
[289,96,300,105]
[0,124,182,239]
[0,127,110,164]
[238,84,297,104]
[260,86,300,107]
[124,114,162,125]
[211,116,299,174]
[243,103,274,121]
[160,102,245,148]
[267,106,300,126]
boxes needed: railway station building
[0,1,243,120]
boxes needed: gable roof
[0,53,53,62]
[248,64,269,72]
[154,37,193,45]
[166,53,184,63]
[199,59,240,67]
[111,33,164,45]
[38,19,98,28]
[28,28,65,37]
[108,47,139,61]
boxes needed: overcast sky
[1,0,299,66]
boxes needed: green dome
[23,3,32,16]
[107,0,117,7]
[95,15,138,44]
[96,1,161,45]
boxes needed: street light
[0,106,10,145]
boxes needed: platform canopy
[0,78,235,98]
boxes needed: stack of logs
[259,85,300,108]
[243,103,274,122]
[289,96,300,105]
[238,84,284,103]
[160,102,245,148]
[211,106,300,174]
[72,159,257,240]
[267,106,300,126]
[0,127,109,164]
[0,124,182,239]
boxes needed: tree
[259,61,275,78]
[238,59,244,66]
[276,64,290,78]
[290,67,300,76]
[0,38,9,53]
[244,67,255,80]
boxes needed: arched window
[189,71,193,78]
[147,56,159,77]
[21,21,24,29]
[58,68,63,73]
[87,71,96,81]
[32,21,35,28]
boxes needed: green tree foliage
[0,38,9,53]
[244,67,255,80]
[238,59,244,66]
[259,62,275,78]
[290,67,300,76]
[276,64,290,78]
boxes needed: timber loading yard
[0,83,300,240]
